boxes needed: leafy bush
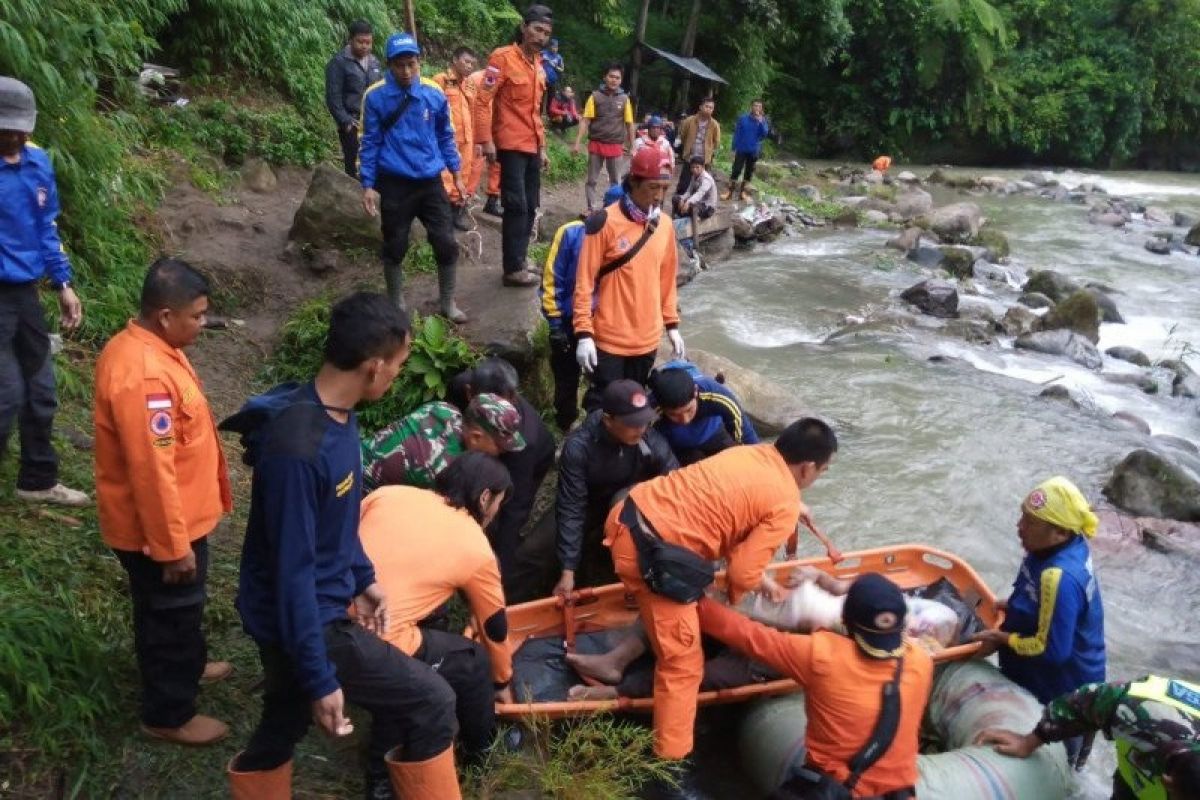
[145,98,329,167]
[263,297,480,433]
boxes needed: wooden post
[628,0,652,102]
[404,0,417,38]
[676,0,702,111]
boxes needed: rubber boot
[453,205,471,232]
[437,261,468,324]
[644,757,709,800]
[227,752,292,800]
[483,195,503,217]
[385,745,463,800]
[383,261,406,313]
[720,182,734,201]
[740,181,753,202]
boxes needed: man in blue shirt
[541,38,565,113]
[723,99,771,203]
[539,217,586,431]
[0,77,88,507]
[360,33,468,323]
[648,362,759,465]
[221,293,465,799]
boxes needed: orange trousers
[604,505,704,760]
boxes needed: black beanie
[523,4,553,23]
[649,368,695,409]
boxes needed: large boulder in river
[938,247,976,279]
[1015,329,1103,369]
[1000,306,1040,337]
[289,163,382,250]
[1018,292,1055,309]
[916,202,983,243]
[1083,287,1124,324]
[685,349,808,436]
[886,226,924,253]
[968,229,1011,261]
[894,188,933,220]
[1143,206,1173,225]
[1145,238,1172,256]
[900,279,959,319]
[1023,269,1081,303]
[1040,290,1101,343]
[1186,222,1200,247]
[1105,346,1151,367]
[1162,359,1200,399]
[1103,450,1200,521]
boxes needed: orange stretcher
[475,544,1001,719]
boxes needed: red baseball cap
[629,147,672,180]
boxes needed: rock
[1022,171,1050,187]
[241,157,277,193]
[1186,222,1200,247]
[1145,238,1172,255]
[1173,211,1198,228]
[894,188,933,219]
[755,212,787,240]
[978,176,1007,191]
[886,226,924,253]
[309,248,339,274]
[831,208,859,228]
[1112,411,1151,435]
[1166,360,1200,399]
[900,279,959,319]
[1018,292,1055,309]
[906,245,945,269]
[698,227,735,263]
[1090,212,1127,227]
[943,318,994,344]
[1023,269,1081,303]
[1039,384,1078,406]
[917,202,983,243]
[1082,287,1125,324]
[1103,449,1200,521]
[862,209,889,225]
[863,170,883,185]
[1000,306,1040,337]
[938,247,976,280]
[1015,329,1103,369]
[896,171,919,183]
[1042,185,1070,202]
[289,163,383,250]
[1105,346,1151,367]
[1144,206,1173,225]
[685,349,809,436]
[1154,435,1200,456]
[732,213,755,242]
[796,185,822,202]
[973,260,1015,285]
[1040,290,1101,343]
[675,245,702,287]
[538,207,582,241]
[968,229,1010,261]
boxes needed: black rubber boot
[483,195,503,217]
[453,205,471,231]
[643,758,709,800]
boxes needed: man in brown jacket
[674,98,720,198]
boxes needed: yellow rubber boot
[386,745,463,800]
[227,752,292,800]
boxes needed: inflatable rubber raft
[739,660,1074,799]
[481,545,1001,719]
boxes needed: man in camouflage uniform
[362,392,525,490]
[977,675,1200,800]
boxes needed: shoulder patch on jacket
[584,210,608,235]
[420,76,444,93]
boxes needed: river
[681,166,1200,798]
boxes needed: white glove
[576,337,598,373]
[667,328,685,359]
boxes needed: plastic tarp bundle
[739,661,1073,799]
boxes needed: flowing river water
[680,166,1200,798]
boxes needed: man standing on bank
[432,47,479,232]
[0,77,88,507]
[723,99,770,202]
[360,32,469,323]
[476,5,554,288]
[674,98,720,199]
[573,62,636,213]
[324,20,383,180]
[94,258,233,746]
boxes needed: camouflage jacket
[361,402,464,491]
[1035,678,1200,780]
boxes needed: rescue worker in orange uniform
[433,47,479,231]
[358,452,514,765]
[465,66,495,212]
[475,4,554,287]
[603,418,837,798]
[573,145,683,411]
[94,257,233,746]
[697,573,933,800]
[872,155,893,173]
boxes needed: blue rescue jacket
[220,382,375,700]
[539,220,585,334]
[358,73,461,188]
[731,113,770,157]
[0,144,72,286]
[1000,534,1106,704]
[652,371,759,451]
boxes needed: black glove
[549,326,572,354]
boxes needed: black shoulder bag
[593,218,657,287]
[772,656,909,800]
[619,498,714,604]
[379,91,416,137]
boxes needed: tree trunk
[676,0,702,111]
[628,0,653,103]
[404,0,417,39]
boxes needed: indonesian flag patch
[146,393,172,410]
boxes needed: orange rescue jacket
[432,67,476,161]
[94,321,232,560]
[358,486,513,685]
[622,444,800,603]
[475,44,546,154]
[698,598,933,796]
[572,203,680,356]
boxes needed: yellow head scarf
[1022,476,1098,538]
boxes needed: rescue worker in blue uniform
[539,217,586,431]
[973,475,1106,766]
[648,362,758,465]
[360,32,468,323]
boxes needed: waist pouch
[619,499,714,604]
[773,768,914,800]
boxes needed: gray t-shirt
[691,120,709,160]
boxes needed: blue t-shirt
[1000,535,1106,703]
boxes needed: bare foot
[568,684,619,701]
[564,651,624,685]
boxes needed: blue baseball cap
[385,32,420,60]
[648,115,664,127]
